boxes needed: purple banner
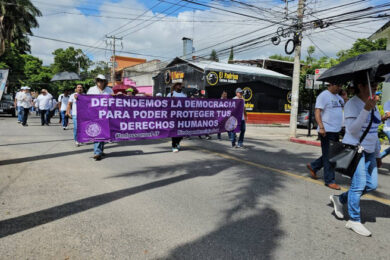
[77,95,243,143]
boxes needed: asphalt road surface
[0,115,389,259]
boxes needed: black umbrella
[51,71,80,82]
[317,50,390,83]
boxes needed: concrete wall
[123,60,167,88]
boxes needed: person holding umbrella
[87,74,113,160]
[330,74,382,237]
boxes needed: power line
[30,35,170,59]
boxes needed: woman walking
[330,74,382,237]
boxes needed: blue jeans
[60,111,69,127]
[72,116,77,141]
[94,142,105,155]
[339,152,378,222]
[17,106,23,122]
[380,130,390,159]
[229,120,246,146]
[310,132,339,185]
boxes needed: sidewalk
[246,124,390,151]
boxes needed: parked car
[297,110,317,129]
[0,94,16,117]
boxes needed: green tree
[268,54,294,62]
[0,43,26,92]
[21,54,52,91]
[228,47,234,64]
[51,47,92,74]
[209,49,219,62]
[0,0,42,56]
[337,38,387,62]
[306,45,315,64]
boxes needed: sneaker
[63,127,66,130]
[330,195,344,219]
[232,143,236,148]
[206,136,211,140]
[93,154,102,161]
[172,148,179,153]
[22,124,28,127]
[75,142,80,147]
[17,121,21,124]
[236,144,243,148]
[345,220,372,237]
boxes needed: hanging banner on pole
[0,69,9,100]
[76,95,244,143]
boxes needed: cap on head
[126,88,134,92]
[156,93,162,97]
[236,88,243,93]
[96,74,107,81]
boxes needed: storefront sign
[171,71,184,83]
[77,95,244,143]
[206,71,239,86]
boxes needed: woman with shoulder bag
[329,74,382,237]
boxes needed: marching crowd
[13,74,247,159]
[306,73,390,237]
[11,71,390,237]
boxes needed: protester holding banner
[229,88,246,148]
[19,87,32,127]
[14,87,24,123]
[67,84,84,147]
[87,75,113,160]
[218,90,228,140]
[167,82,187,153]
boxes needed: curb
[289,137,321,147]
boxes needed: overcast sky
[29,0,389,66]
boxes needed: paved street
[1,115,390,259]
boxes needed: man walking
[67,85,84,147]
[307,82,344,190]
[19,87,32,126]
[35,89,52,126]
[229,88,246,148]
[14,87,24,123]
[58,90,70,130]
[87,75,113,160]
[167,82,187,153]
[218,90,228,140]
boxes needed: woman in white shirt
[329,74,382,237]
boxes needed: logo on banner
[86,122,102,137]
[206,71,219,86]
[225,116,238,131]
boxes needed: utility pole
[289,0,305,138]
[106,35,123,86]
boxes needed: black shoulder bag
[328,110,374,178]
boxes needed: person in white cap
[19,87,33,126]
[14,87,25,123]
[228,88,247,148]
[87,74,113,160]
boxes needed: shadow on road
[162,207,283,260]
[361,200,390,223]
[0,139,73,147]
